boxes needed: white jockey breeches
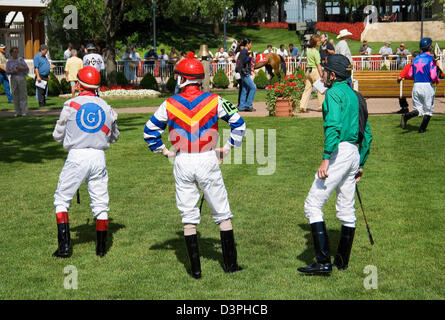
[304,142,360,228]
[54,148,109,219]
[173,151,233,225]
[412,82,435,116]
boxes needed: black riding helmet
[324,54,352,80]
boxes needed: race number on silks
[221,98,238,116]
[76,103,106,133]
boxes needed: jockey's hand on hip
[355,168,364,183]
[317,159,330,179]
[215,143,232,165]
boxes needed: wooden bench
[353,70,445,98]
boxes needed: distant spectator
[83,43,105,73]
[122,46,137,84]
[215,47,229,71]
[264,44,273,54]
[396,44,410,67]
[289,43,300,60]
[319,34,335,65]
[236,39,256,112]
[379,41,393,57]
[158,48,169,84]
[0,43,13,103]
[64,44,73,60]
[6,46,29,116]
[144,48,158,73]
[335,29,352,63]
[300,34,324,113]
[33,44,55,107]
[277,44,288,59]
[65,49,83,97]
[277,44,288,74]
[78,44,87,60]
[359,40,372,55]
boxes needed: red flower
[275,89,280,92]
[274,83,279,87]
[279,89,284,93]
[297,75,302,79]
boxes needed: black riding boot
[298,222,332,274]
[396,98,409,114]
[185,234,202,279]
[96,231,107,257]
[418,115,431,133]
[53,223,70,258]
[220,230,243,273]
[333,225,356,270]
[400,110,419,129]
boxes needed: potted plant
[266,74,306,117]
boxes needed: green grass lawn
[0,90,267,112]
[0,113,444,299]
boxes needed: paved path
[1,97,445,118]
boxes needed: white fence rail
[24,52,444,85]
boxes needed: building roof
[0,0,47,8]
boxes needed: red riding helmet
[77,66,101,89]
[175,52,205,79]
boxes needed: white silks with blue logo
[52,94,119,217]
[53,95,119,150]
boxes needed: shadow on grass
[149,231,224,277]
[69,218,125,255]
[400,123,420,133]
[0,116,66,163]
[296,223,341,266]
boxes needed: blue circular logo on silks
[76,103,106,133]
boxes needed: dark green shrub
[60,78,72,94]
[47,73,61,96]
[254,69,269,89]
[166,73,176,93]
[116,71,129,86]
[212,68,230,89]
[26,76,36,96]
[140,72,159,91]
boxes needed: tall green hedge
[26,76,36,96]
[60,78,72,94]
[116,71,129,85]
[212,68,230,89]
[166,73,176,93]
[48,73,61,96]
[140,72,159,91]
[254,69,268,89]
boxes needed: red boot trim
[56,212,69,224]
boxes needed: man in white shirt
[83,43,105,73]
[379,42,393,56]
[158,48,169,83]
[264,45,273,54]
[215,47,229,71]
[335,29,353,63]
[277,44,288,59]
[64,44,73,60]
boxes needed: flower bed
[233,22,288,29]
[99,88,161,99]
[316,22,365,41]
[58,85,161,99]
